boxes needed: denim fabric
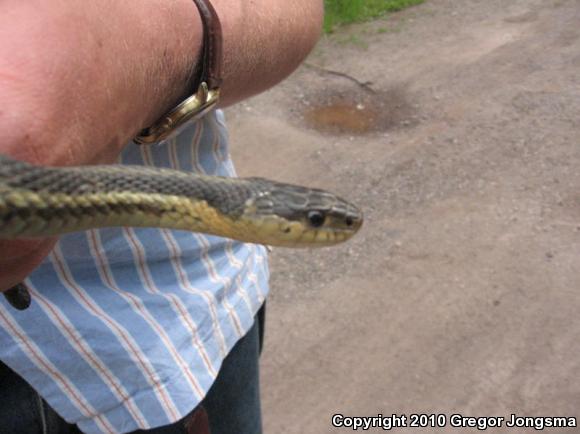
[201,305,264,434]
[0,306,264,434]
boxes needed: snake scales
[0,154,362,309]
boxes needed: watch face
[134,87,220,145]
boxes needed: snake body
[0,154,362,246]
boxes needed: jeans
[0,306,265,434]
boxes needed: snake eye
[307,211,326,228]
[345,216,354,227]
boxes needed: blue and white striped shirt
[0,111,270,434]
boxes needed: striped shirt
[0,111,270,434]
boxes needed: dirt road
[226,0,580,432]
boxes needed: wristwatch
[134,0,223,144]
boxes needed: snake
[0,153,363,309]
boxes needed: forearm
[215,0,324,106]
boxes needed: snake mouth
[242,208,363,248]
[312,214,363,244]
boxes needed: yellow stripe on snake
[0,154,363,309]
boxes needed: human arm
[0,0,324,291]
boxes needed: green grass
[323,0,425,33]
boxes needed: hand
[0,0,205,166]
[0,0,323,291]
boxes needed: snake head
[241,179,363,247]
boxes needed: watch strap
[193,0,222,91]
[134,0,223,144]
